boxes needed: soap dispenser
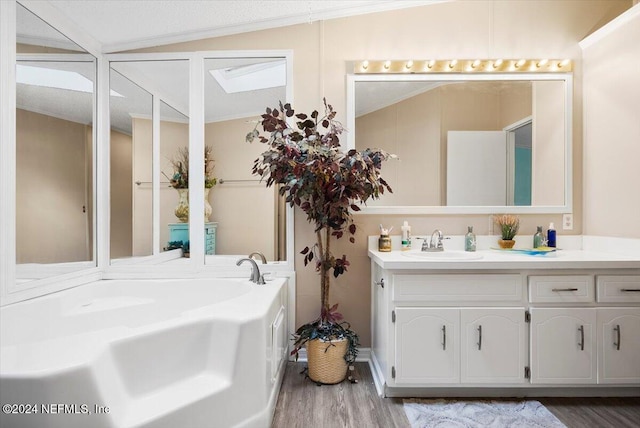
[465,226,476,252]
[533,226,545,248]
[401,221,411,251]
[547,222,557,248]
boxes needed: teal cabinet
[168,222,217,255]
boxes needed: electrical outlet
[563,213,573,230]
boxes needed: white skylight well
[209,60,286,94]
[16,64,122,97]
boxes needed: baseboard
[368,352,386,396]
[292,347,371,363]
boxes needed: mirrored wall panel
[15,4,96,281]
[159,101,190,256]
[109,60,191,265]
[109,68,152,260]
[203,57,287,262]
[352,77,569,211]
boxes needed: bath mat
[403,399,566,428]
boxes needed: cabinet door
[530,308,596,384]
[597,308,640,384]
[394,308,459,384]
[461,308,527,384]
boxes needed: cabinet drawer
[597,276,640,303]
[529,275,594,303]
[393,274,522,302]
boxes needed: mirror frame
[346,72,573,215]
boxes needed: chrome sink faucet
[236,258,266,284]
[421,229,446,252]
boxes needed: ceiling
[42,0,442,53]
[16,0,444,132]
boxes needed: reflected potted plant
[164,146,217,222]
[495,214,520,249]
[247,100,393,384]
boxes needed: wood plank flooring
[272,362,640,428]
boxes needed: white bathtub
[0,278,288,428]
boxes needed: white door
[446,130,507,206]
[530,308,596,384]
[394,308,459,384]
[597,308,640,384]
[461,308,527,384]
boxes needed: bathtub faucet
[248,251,267,264]
[236,258,266,284]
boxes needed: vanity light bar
[354,59,572,74]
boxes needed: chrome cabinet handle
[621,288,640,292]
[477,325,482,351]
[374,279,384,288]
[552,288,579,292]
[614,324,621,351]
[578,325,585,351]
[442,325,446,351]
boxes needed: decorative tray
[490,247,557,256]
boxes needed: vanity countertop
[368,247,640,271]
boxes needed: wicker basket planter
[306,337,348,384]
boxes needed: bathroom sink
[402,251,483,261]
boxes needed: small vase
[174,188,213,223]
[498,239,516,249]
[174,188,189,223]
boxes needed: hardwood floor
[272,362,640,428]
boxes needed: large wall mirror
[15,3,96,282]
[346,72,572,214]
[108,53,290,266]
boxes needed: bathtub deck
[272,362,640,428]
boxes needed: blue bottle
[547,222,557,248]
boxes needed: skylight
[209,60,286,94]
[16,64,122,97]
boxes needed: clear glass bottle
[465,226,476,252]
[533,225,545,248]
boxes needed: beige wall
[582,6,640,238]
[16,109,90,263]
[137,0,632,346]
[110,129,133,259]
[205,118,276,258]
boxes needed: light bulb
[361,60,369,70]
[537,59,548,68]
[405,60,413,69]
[384,60,391,69]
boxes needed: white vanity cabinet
[460,308,527,384]
[379,273,528,388]
[394,308,459,384]
[530,308,597,384]
[369,247,640,396]
[597,308,640,384]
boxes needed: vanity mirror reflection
[15,3,96,281]
[346,70,572,214]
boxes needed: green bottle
[465,226,476,252]
[533,226,545,248]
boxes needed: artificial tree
[247,99,393,382]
